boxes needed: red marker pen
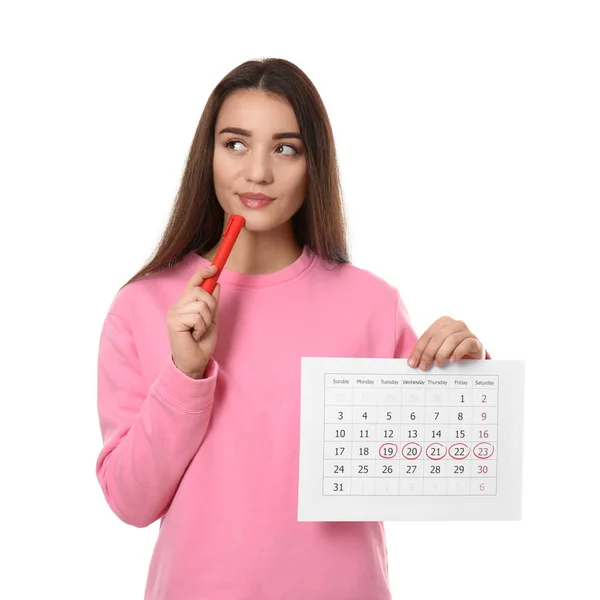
[200,214,245,294]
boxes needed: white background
[1,1,598,598]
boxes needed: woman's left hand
[408,316,485,371]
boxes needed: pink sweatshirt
[96,245,488,599]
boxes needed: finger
[212,284,221,327]
[185,265,218,294]
[450,337,484,362]
[409,318,464,370]
[175,308,210,332]
[179,301,213,322]
[185,285,220,333]
[407,332,432,369]
[433,331,473,367]
[178,301,212,329]
[415,335,446,371]
[191,286,218,314]
[192,289,219,342]
[192,303,213,335]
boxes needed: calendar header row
[325,374,498,389]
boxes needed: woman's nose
[244,151,273,184]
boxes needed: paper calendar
[298,358,524,521]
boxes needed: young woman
[96,57,490,600]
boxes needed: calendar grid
[322,371,499,497]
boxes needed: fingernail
[408,357,416,367]
[419,361,427,370]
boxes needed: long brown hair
[121,57,350,290]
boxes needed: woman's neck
[202,227,303,275]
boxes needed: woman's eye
[225,140,245,151]
[276,144,297,155]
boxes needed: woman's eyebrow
[218,126,302,140]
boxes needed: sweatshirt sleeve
[95,311,219,528]
[393,290,419,359]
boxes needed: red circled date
[425,442,447,460]
[473,442,495,459]
[379,443,398,459]
[401,442,422,460]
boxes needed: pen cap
[224,214,245,237]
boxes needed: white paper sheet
[298,358,524,521]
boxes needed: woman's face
[212,89,308,232]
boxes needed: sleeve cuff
[151,356,219,413]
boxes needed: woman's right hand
[167,265,221,379]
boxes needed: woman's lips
[238,193,275,209]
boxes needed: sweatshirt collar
[184,245,316,288]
